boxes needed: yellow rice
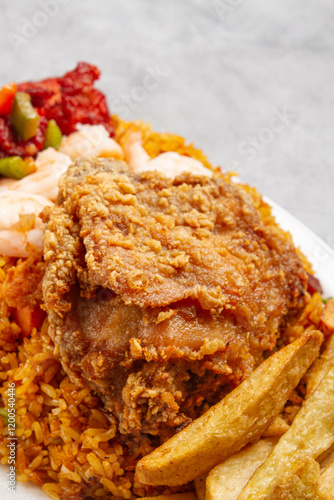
[0,121,327,499]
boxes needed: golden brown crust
[42,158,308,434]
[3,245,45,309]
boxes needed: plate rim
[0,199,334,498]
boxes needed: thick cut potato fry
[319,442,334,469]
[139,494,197,500]
[194,474,207,500]
[319,298,334,337]
[269,454,320,500]
[306,333,334,397]
[136,330,322,486]
[206,438,277,500]
[261,416,289,438]
[238,365,334,499]
[318,458,334,500]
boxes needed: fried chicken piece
[42,158,308,435]
[53,284,258,434]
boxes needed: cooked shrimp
[124,131,212,177]
[59,124,124,160]
[0,148,72,201]
[123,131,151,171]
[0,192,53,257]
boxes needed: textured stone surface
[0,0,333,244]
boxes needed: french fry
[238,365,334,499]
[319,442,334,469]
[205,438,277,500]
[318,458,334,500]
[136,330,322,486]
[269,454,320,500]
[139,494,197,500]
[261,416,289,438]
[194,474,207,500]
[319,298,334,337]
[306,332,334,397]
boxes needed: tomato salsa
[0,62,114,165]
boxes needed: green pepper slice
[11,92,39,141]
[0,156,36,179]
[43,119,62,149]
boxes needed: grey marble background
[0,0,333,246]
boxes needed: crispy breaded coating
[3,245,45,309]
[42,158,308,434]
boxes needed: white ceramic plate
[0,200,333,499]
[267,198,334,298]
